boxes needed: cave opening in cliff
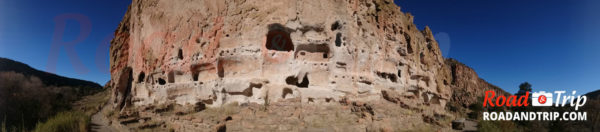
[138,72,145,83]
[285,75,309,88]
[158,78,166,85]
[295,44,331,60]
[331,21,342,31]
[404,33,413,54]
[192,70,199,81]
[397,70,402,78]
[282,88,293,98]
[178,48,184,60]
[266,23,294,51]
[297,74,309,88]
[335,33,342,47]
[286,76,297,85]
[376,72,397,83]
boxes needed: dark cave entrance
[266,23,294,51]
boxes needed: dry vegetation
[31,89,110,132]
[0,71,104,132]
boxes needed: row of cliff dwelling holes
[332,75,373,85]
[138,71,190,86]
[334,75,362,80]
[295,44,331,59]
[219,48,241,56]
[307,98,335,103]
[265,21,345,52]
[135,71,170,85]
[329,70,402,85]
[152,60,227,85]
[376,72,398,83]
[266,24,332,60]
[136,71,166,85]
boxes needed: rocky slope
[586,90,600,100]
[107,0,508,131]
[446,59,509,110]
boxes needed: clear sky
[396,0,600,94]
[1,0,598,94]
[0,0,131,85]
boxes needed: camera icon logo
[532,91,553,106]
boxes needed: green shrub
[33,111,89,132]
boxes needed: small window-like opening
[158,78,166,85]
[297,74,309,88]
[331,21,341,31]
[178,49,184,60]
[389,75,397,82]
[138,72,146,83]
[335,33,342,47]
[323,53,328,58]
[192,71,199,81]
[282,88,293,98]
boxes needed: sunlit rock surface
[108,0,506,131]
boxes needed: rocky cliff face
[445,59,509,113]
[108,0,506,131]
[110,0,451,109]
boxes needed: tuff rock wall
[109,0,503,113]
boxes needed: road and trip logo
[482,90,588,121]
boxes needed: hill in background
[0,57,103,131]
[0,57,102,88]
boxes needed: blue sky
[0,0,130,85]
[1,0,598,94]
[396,0,600,94]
